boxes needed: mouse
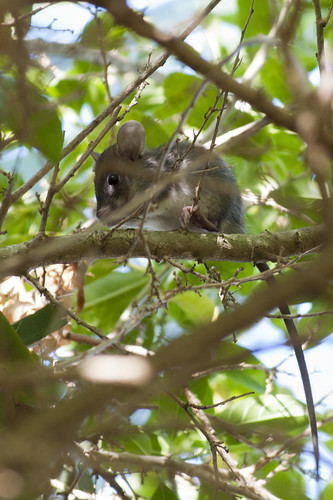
[93,120,245,234]
[92,119,319,476]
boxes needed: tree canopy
[0,1,333,499]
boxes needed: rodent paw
[181,206,193,228]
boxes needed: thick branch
[0,225,324,281]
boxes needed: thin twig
[184,391,255,410]
[312,0,326,71]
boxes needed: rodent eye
[107,174,119,185]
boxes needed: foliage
[0,1,332,499]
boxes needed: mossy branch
[0,225,324,281]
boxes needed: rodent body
[93,121,245,234]
[92,120,318,475]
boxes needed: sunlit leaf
[169,291,215,326]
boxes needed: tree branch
[83,447,281,500]
[0,225,324,281]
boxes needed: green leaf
[78,470,95,494]
[78,269,149,331]
[237,0,271,37]
[217,393,307,432]
[214,369,266,396]
[199,483,231,500]
[267,470,307,500]
[13,304,67,346]
[190,377,214,409]
[85,259,119,284]
[135,472,159,499]
[0,75,63,161]
[325,437,333,453]
[82,269,148,308]
[0,312,38,411]
[321,475,333,500]
[30,108,64,161]
[80,12,126,50]
[261,56,292,104]
[125,432,152,455]
[151,482,178,500]
[169,291,215,326]
[0,311,36,364]
[163,73,201,114]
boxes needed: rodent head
[93,120,147,225]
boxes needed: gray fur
[94,120,245,233]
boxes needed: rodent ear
[91,151,100,171]
[116,120,146,161]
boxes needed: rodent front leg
[181,204,219,232]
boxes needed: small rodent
[92,120,319,475]
[93,120,245,234]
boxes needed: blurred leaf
[162,73,201,115]
[13,304,67,346]
[217,393,308,433]
[199,484,231,500]
[321,476,333,500]
[0,75,63,161]
[124,431,152,455]
[237,0,271,37]
[80,12,126,50]
[261,56,292,104]
[190,377,214,409]
[0,312,38,411]
[151,482,178,500]
[320,418,333,435]
[0,311,36,364]
[78,470,95,494]
[85,259,119,284]
[135,472,160,499]
[78,269,149,331]
[267,470,308,500]
[169,290,215,326]
[325,437,333,453]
